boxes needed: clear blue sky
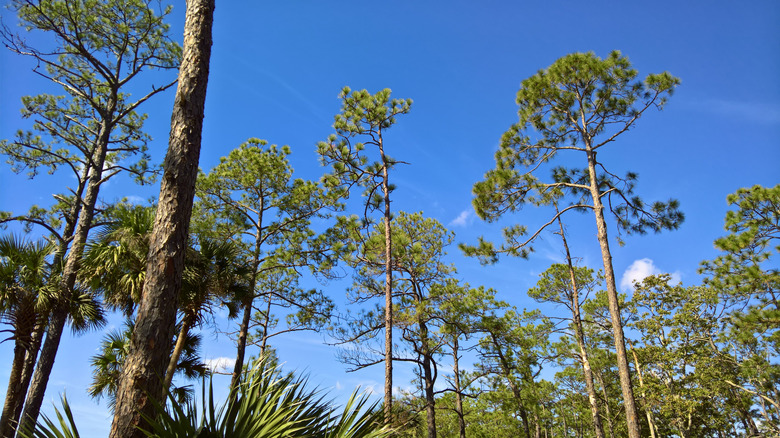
[1,1,779,435]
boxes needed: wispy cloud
[691,98,780,125]
[205,357,236,373]
[449,209,473,227]
[620,258,681,292]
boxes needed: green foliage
[317,87,412,214]
[463,51,683,263]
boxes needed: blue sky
[1,1,779,435]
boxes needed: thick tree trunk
[109,1,213,436]
[0,337,28,437]
[585,147,640,438]
[1,321,43,438]
[18,125,110,433]
[379,130,394,424]
[557,215,606,438]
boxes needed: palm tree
[89,318,207,411]
[164,237,250,389]
[80,204,155,315]
[0,234,53,438]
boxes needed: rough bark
[379,129,394,423]
[109,1,214,436]
[0,334,28,437]
[585,144,640,438]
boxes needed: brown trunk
[594,370,616,438]
[2,320,44,437]
[452,337,466,438]
[229,217,263,391]
[109,1,213,436]
[230,296,254,391]
[378,129,394,423]
[585,146,640,438]
[0,336,28,437]
[417,313,436,438]
[19,122,111,432]
[556,214,605,438]
[162,316,193,390]
[258,291,273,358]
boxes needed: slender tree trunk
[378,130,394,423]
[452,337,466,438]
[229,219,262,391]
[584,146,640,438]
[258,291,273,358]
[162,316,193,390]
[417,314,436,438]
[109,2,214,436]
[556,214,606,438]
[19,123,111,432]
[627,342,657,438]
[230,296,254,390]
[594,370,616,438]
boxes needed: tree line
[0,1,777,437]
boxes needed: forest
[0,1,778,438]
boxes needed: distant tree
[0,0,180,431]
[195,139,344,391]
[109,0,214,436]
[318,87,412,422]
[463,51,681,438]
[700,184,780,433]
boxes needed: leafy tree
[0,0,180,430]
[318,86,412,421]
[195,138,344,390]
[463,51,681,438]
[333,212,454,438]
[529,263,606,438]
[109,0,214,436]
[700,184,780,434]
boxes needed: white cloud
[449,209,473,227]
[693,99,780,125]
[204,357,236,373]
[620,258,681,291]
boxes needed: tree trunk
[229,220,262,391]
[628,342,657,438]
[19,122,111,432]
[594,370,616,438]
[418,316,436,438]
[556,214,606,438]
[452,337,466,438]
[162,316,193,390]
[0,335,29,437]
[379,129,393,423]
[1,320,44,438]
[109,1,213,436]
[585,146,640,438]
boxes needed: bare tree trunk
[452,337,467,438]
[585,145,640,438]
[163,316,193,390]
[0,332,29,437]
[594,370,616,438]
[378,129,394,424]
[109,1,214,436]
[628,342,657,438]
[229,224,262,391]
